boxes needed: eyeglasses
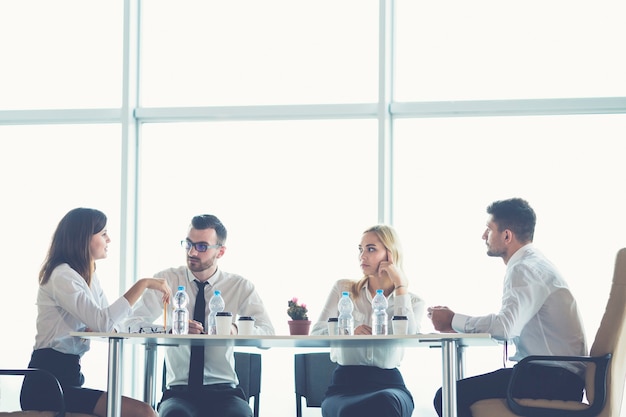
[133,326,166,334]
[181,239,222,253]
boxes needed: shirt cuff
[110,296,133,324]
[451,313,470,333]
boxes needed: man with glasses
[125,214,274,417]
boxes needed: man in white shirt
[428,198,587,417]
[126,214,274,417]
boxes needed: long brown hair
[39,208,107,287]
[349,224,404,298]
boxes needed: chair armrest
[506,354,611,417]
[0,369,67,417]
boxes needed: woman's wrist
[394,284,408,294]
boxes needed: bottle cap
[214,290,221,295]
[178,285,184,291]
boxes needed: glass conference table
[70,332,496,417]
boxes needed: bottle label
[172,309,189,335]
[372,312,388,335]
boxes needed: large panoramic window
[0,1,122,109]
[1,2,625,416]
[140,0,379,106]
[394,0,626,101]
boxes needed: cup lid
[216,311,233,316]
[238,316,254,321]
[327,317,339,322]
[392,315,408,320]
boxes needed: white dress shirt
[452,244,587,377]
[34,263,132,356]
[124,266,274,387]
[311,279,425,369]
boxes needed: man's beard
[187,257,214,273]
[486,247,505,258]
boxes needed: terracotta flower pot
[288,320,311,335]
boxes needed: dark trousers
[433,365,585,417]
[158,385,252,417]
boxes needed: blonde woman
[311,224,425,417]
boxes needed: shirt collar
[185,267,221,287]
[507,243,534,267]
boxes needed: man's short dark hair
[486,198,536,243]
[191,214,227,244]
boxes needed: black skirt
[20,348,103,414]
[323,366,414,417]
[326,365,412,397]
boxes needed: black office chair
[233,351,262,417]
[294,352,337,417]
[161,351,261,417]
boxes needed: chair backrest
[294,352,336,417]
[586,247,626,417]
[234,352,261,417]
[161,352,261,417]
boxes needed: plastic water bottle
[371,289,388,335]
[172,285,189,335]
[337,291,354,335]
[208,290,225,335]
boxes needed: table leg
[106,337,123,417]
[456,345,466,380]
[441,339,458,417]
[143,343,158,409]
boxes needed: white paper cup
[327,317,338,335]
[237,316,255,335]
[391,315,409,335]
[215,312,233,335]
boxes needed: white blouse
[33,263,131,356]
[311,279,425,369]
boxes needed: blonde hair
[349,224,404,297]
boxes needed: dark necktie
[188,280,207,386]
